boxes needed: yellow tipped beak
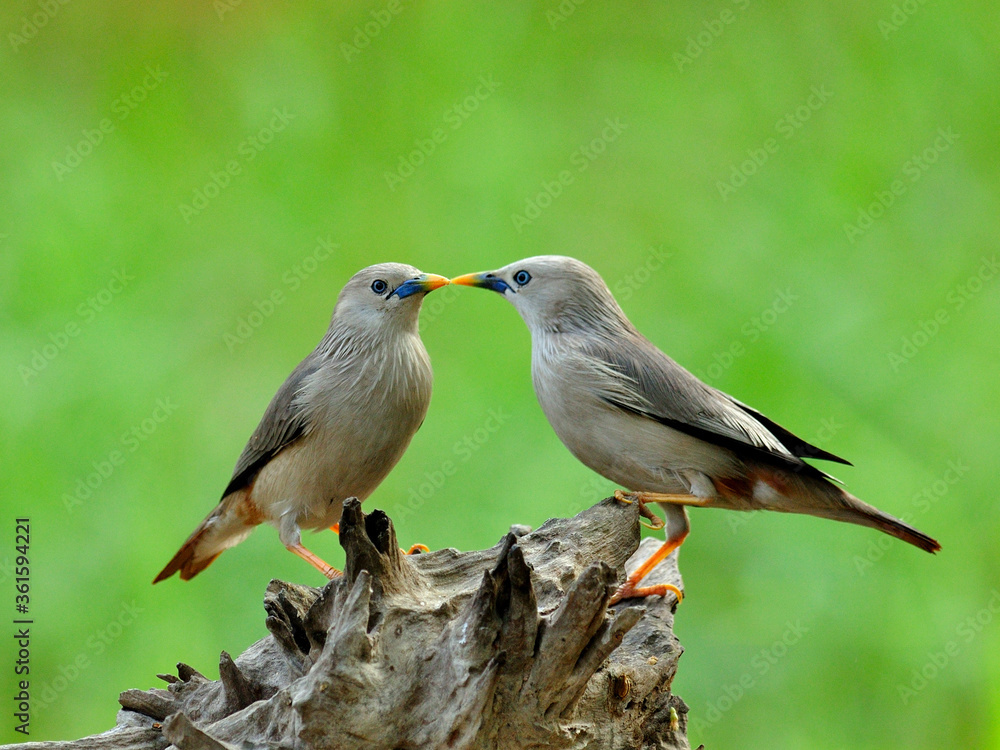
[420,273,450,291]
[450,272,484,287]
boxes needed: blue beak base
[389,273,450,299]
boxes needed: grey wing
[221,353,323,497]
[579,333,850,477]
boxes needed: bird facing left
[154,264,449,583]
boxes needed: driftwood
[10,497,691,750]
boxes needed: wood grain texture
[10,497,691,750]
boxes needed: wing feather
[221,353,322,497]
[578,333,846,478]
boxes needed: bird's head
[333,263,449,334]
[451,255,629,335]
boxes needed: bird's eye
[514,270,532,286]
[371,279,389,295]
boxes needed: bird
[451,256,939,603]
[154,264,449,583]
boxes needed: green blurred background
[1,1,998,747]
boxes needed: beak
[450,271,511,294]
[390,273,450,299]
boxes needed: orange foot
[611,580,683,604]
[609,510,689,606]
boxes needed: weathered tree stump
[10,497,690,750]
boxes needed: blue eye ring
[514,270,531,286]
[371,279,389,295]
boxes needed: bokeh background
[2,2,998,747]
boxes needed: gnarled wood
[8,497,691,750]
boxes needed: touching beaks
[450,271,512,294]
[391,273,450,299]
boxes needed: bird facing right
[452,256,939,603]
[155,263,448,584]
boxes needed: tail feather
[827,487,940,553]
[751,466,941,554]
[153,522,221,583]
[154,493,256,583]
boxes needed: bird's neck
[528,306,632,338]
[309,321,430,410]
[319,317,420,358]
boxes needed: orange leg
[288,543,341,580]
[609,531,687,605]
[615,489,711,508]
[610,496,692,605]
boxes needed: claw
[638,503,665,531]
[615,490,665,530]
[614,489,634,505]
[405,543,430,555]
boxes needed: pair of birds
[155,256,939,602]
